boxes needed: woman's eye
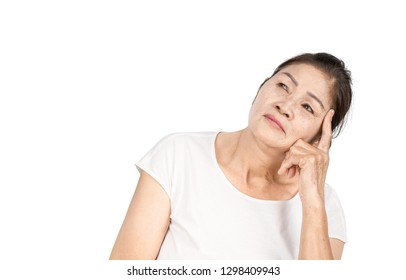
[279,83,288,91]
[303,104,314,114]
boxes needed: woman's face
[248,63,333,150]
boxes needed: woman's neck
[216,128,296,190]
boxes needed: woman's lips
[264,114,285,132]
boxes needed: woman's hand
[278,109,335,203]
[278,109,339,259]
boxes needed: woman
[110,52,352,260]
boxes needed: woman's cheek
[292,121,315,142]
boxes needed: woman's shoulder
[155,131,218,146]
[324,183,339,199]
[140,132,218,158]
[324,183,345,211]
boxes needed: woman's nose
[275,104,292,119]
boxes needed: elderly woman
[110,52,352,260]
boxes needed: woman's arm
[299,201,344,259]
[279,110,345,259]
[109,171,170,260]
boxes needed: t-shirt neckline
[210,131,299,205]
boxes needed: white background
[1,0,405,279]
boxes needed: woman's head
[249,53,352,149]
[263,53,352,138]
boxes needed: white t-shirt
[136,132,347,260]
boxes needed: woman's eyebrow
[282,72,298,86]
[282,71,325,110]
[307,91,325,110]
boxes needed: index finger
[317,109,334,152]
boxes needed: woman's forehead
[277,63,328,79]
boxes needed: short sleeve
[324,184,348,243]
[135,134,177,198]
